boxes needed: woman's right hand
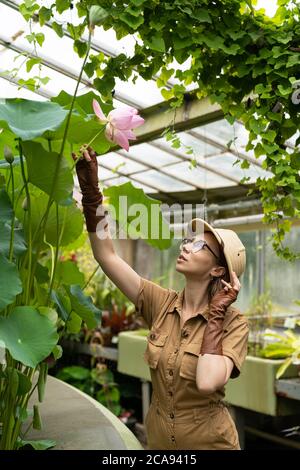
[72,146,101,201]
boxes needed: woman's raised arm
[74,147,141,305]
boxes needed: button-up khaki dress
[135,277,249,450]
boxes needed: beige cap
[186,218,246,285]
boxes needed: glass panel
[165,161,235,189]
[97,152,147,174]
[198,120,247,147]
[208,153,271,183]
[136,169,194,192]
[0,2,163,108]
[96,167,116,180]
[0,76,46,100]
[0,47,84,97]
[177,132,222,158]
[126,143,180,166]
[114,76,165,108]
[265,225,300,313]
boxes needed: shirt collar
[168,287,209,321]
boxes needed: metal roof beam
[96,160,180,202]
[133,96,223,143]
[0,32,142,108]
[1,0,176,92]
[0,68,53,98]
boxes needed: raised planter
[225,356,299,416]
[118,330,150,382]
[118,330,300,416]
[23,375,143,450]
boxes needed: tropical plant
[260,326,300,379]
[0,9,172,450]
[56,363,122,416]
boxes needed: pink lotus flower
[93,99,144,152]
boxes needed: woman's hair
[207,247,230,304]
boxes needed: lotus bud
[22,197,28,211]
[89,6,109,30]
[4,145,14,164]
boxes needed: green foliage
[260,329,300,378]
[63,285,102,329]
[0,99,68,140]
[22,141,73,204]
[57,364,122,416]
[0,306,58,368]
[104,182,173,250]
[26,0,298,260]
[0,253,23,310]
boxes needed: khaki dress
[135,277,249,450]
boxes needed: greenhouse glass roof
[0,0,285,203]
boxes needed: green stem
[14,182,26,208]
[8,163,15,262]
[28,31,93,298]
[83,265,100,290]
[46,203,59,305]
[86,127,105,148]
[70,127,105,172]
[19,141,32,305]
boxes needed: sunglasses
[179,238,219,259]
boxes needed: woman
[74,147,249,450]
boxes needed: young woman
[73,147,249,450]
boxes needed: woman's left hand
[210,271,241,311]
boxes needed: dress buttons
[171,436,175,442]
[169,370,173,376]
[170,413,174,419]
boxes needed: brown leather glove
[73,147,107,233]
[200,283,238,356]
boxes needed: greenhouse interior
[0,0,300,454]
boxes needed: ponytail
[207,248,230,305]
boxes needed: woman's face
[175,231,225,280]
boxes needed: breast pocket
[179,343,200,381]
[144,330,168,369]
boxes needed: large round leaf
[64,284,101,329]
[22,141,73,204]
[0,188,13,223]
[0,306,58,368]
[47,114,110,155]
[54,260,85,286]
[50,91,111,155]
[16,191,83,248]
[0,128,18,163]
[0,99,68,140]
[0,253,23,310]
[103,182,173,250]
[52,90,112,118]
[0,222,27,258]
